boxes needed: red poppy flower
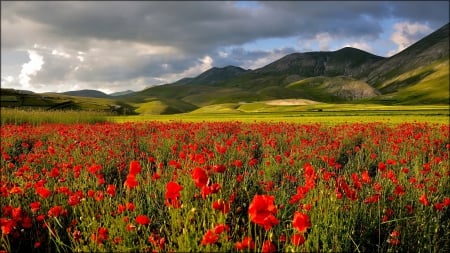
[124,174,139,189]
[68,194,81,206]
[235,236,255,250]
[292,211,311,234]
[92,227,109,244]
[88,164,102,175]
[248,194,279,230]
[48,206,66,218]
[261,240,276,253]
[35,187,52,199]
[21,216,33,229]
[191,167,208,188]
[213,223,230,235]
[106,184,116,197]
[419,194,429,206]
[394,185,405,196]
[165,181,183,208]
[129,161,142,176]
[126,202,135,211]
[30,202,41,213]
[363,194,380,204]
[200,229,219,246]
[291,233,306,246]
[361,170,371,184]
[212,199,230,214]
[135,215,150,226]
[1,218,15,235]
[9,186,23,195]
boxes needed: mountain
[255,47,384,78]
[61,89,111,98]
[130,22,448,111]
[366,23,449,104]
[109,90,135,96]
[173,65,250,85]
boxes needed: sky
[1,1,449,94]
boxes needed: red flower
[68,194,81,206]
[291,233,306,246]
[9,186,23,195]
[378,162,387,171]
[419,194,429,206]
[11,207,23,221]
[363,194,380,204]
[213,164,226,173]
[261,240,276,253]
[92,227,109,244]
[394,185,405,196]
[106,184,116,197]
[165,181,183,208]
[30,202,41,213]
[235,236,255,250]
[126,202,135,211]
[248,194,279,230]
[361,170,371,184]
[212,199,230,214]
[35,187,52,199]
[129,161,142,176]
[117,204,126,214]
[191,167,208,188]
[292,211,311,233]
[124,174,139,189]
[388,230,400,245]
[1,218,15,235]
[135,215,151,226]
[200,229,219,246]
[213,223,230,235]
[48,206,66,218]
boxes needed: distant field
[110,104,449,124]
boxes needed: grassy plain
[0,108,110,125]
[111,104,449,124]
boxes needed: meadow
[0,108,109,126]
[0,108,449,252]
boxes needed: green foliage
[0,108,109,125]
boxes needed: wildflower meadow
[1,121,449,252]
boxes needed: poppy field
[1,121,449,252]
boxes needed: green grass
[110,104,449,124]
[372,60,449,104]
[1,108,110,125]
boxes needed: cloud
[1,1,448,93]
[18,50,44,90]
[388,22,433,56]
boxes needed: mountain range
[1,23,448,114]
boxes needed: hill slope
[62,89,111,98]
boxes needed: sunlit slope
[369,60,449,104]
[286,76,379,102]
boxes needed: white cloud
[158,55,214,83]
[388,22,433,56]
[315,33,333,51]
[1,76,15,87]
[18,50,44,89]
[51,49,71,58]
[242,51,290,70]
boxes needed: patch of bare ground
[265,99,320,106]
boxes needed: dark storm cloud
[1,1,448,93]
